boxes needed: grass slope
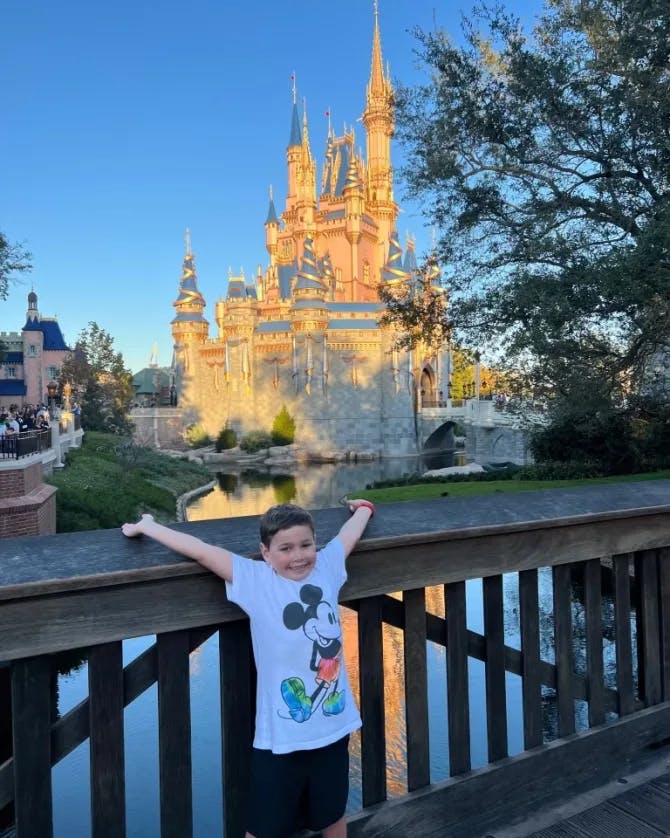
[361,470,670,504]
[48,432,212,532]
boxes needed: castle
[171,6,447,457]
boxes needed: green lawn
[361,470,670,504]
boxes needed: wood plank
[520,569,543,749]
[347,703,670,838]
[483,574,508,761]
[402,587,430,791]
[11,656,53,838]
[614,554,635,716]
[445,581,470,775]
[609,780,670,833]
[583,559,605,727]
[658,547,670,702]
[6,507,670,662]
[553,563,575,738]
[635,551,662,706]
[357,596,387,806]
[219,620,254,838]
[157,631,192,838]
[568,800,666,837]
[0,573,242,661]
[88,641,125,838]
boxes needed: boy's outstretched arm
[337,499,375,558]
[122,514,234,582]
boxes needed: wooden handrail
[1,483,669,838]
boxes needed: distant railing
[0,428,51,461]
[1,490,669,837]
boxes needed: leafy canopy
[0,231,31,301]
[395,0,670,397]
[59,321,134,434]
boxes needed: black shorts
[246,734,350,838]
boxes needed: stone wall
[177,335,419,457]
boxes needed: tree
[0,231,32,301]
[395,0,670,399]
[59,322,134,434]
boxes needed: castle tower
[362,1,396,247]
[170,229,209,365]
[286,76,302,210]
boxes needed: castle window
[6,367,16,378]
[28,345,36,356]
[47,366,59,379]
[363,261,370,285]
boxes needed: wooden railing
[1,484,669,837]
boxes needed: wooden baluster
[157,631,192,838]
[483,574,508,762]
[11,656,53,838]
[89,641,125,838]
[219,620,254,838]
[358,596,386,806]
[445,581,470,775]
[613,554,635,716]
[583,559,605,727]
[659,546,670,702]
[553,564,575,738]
[519,569,542,749]
[635,550,662,706]
[403,587,430,790]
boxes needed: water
[186,452,466,521]
[1,459,627,838]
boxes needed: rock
[423,462,485,477]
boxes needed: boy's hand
[122,514,155,538]
[347,499,375,517]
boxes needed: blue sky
[2,0,540,374]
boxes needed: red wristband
[353,500,375,518]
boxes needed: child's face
[260,524,317,581]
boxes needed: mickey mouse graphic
[280,584,346,723]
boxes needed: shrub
[515,461,603,480]
[216,425,238,451]
[240,430,274,453]
[184,424,211,448]
[271,405,296,446]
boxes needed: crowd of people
[0,403,53,437]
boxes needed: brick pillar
[0,460,57,538]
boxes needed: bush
[515,461,604,480]
[240,430,274,453]
[184,424,211,449]
[216,425,238,451]
[271,405,296,446]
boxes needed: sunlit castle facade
[171,7,445,456]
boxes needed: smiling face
[260,524,317,581]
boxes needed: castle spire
[288,73,301,146]
[362,0,396,244]
[368,0,386,102]
[171,230,208,348]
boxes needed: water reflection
[187,452,465,522]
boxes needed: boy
[122,499,375,838]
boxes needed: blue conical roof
[289,102,301,146]
[382,231,411,284]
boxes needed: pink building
[0,291,70,409]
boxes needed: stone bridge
[419,399,535,466]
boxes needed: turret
[295,101,317,231]
[265,185,279,264]
[170,229,209,352]
[286,75,302,204]
[362,1,396,244]
[380,229,410,297]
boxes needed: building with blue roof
[0,290,71,409]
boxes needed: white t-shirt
[225,536,362,754]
